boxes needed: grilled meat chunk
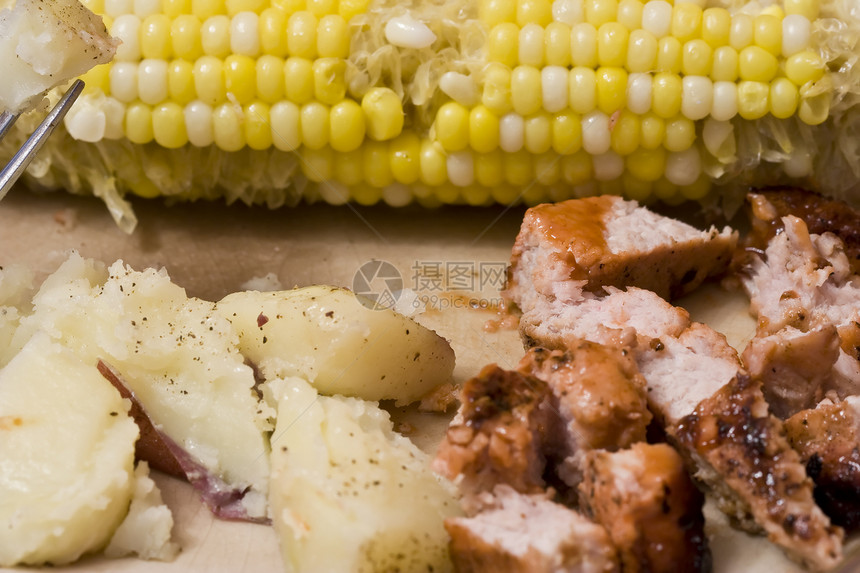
[503,196,737,315]
[517,344,652,488]
[433,365,557,514]
[579,443,710,573]
[445,486,619,573]
[674,374,844,572]
[785,397,860,531]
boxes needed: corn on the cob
[1,0,859,231]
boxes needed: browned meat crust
[517,344,652,487]
[674,374,844,571]
[785,398,860,531]
[503,196,737,315]
[579,443,710,573]
[445,486,620,573]
[433,365,557,513]
[743,189,860,275]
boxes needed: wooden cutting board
[0,188,851,572]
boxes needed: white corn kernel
[681,76,713,120]
[447,151,475,187]
[711,80,738,121]
[519,23,545,66]
[581,110,611,154]
[111,15,141,61]
[138,59,169,104]
[65,94,125,142]
[110,62,139,102]
[104,0,132,17]
[553,0,583,25]
[783,150,812,178]
[133,0,159,17]
[382,183,413,206]
[184,100,215,147]
[319,182,349,205]
[665,147,701,185]
[231,12,261,56]
[702,118,736,162]
[592,151,624,180]
[439,72,480,106]
[385,14,436,49]
[542,66,569,112]
[626,73,652,114]
[642,1,673,39]
[782,14,810,57]
[500,113,525,152]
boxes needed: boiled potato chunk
[217,286,455,404]
[11,253,273,519]
[0,332,138,566]
[0,263,34,367]
[0,0,117,112]
[269,376,463,573]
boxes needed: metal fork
[0,79,85,201]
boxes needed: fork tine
[0,79,86,201]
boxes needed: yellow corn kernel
[360,141,391,187]
[151,102,188,148]
[504,150,533,185]
[517,0,552,26]
[419,139,448,186]
[626,147,666,182]
[737,80,769,119]
[270,101,301,150]
[389,132,421,184]
[784,0,819,20]
[524,112,552,154]
[171,15,202,59]
[193,0,226,19]
[552,110,582,154]
[168,59,196,104]
[511,66,542,115]
[652,72,682,118]
[259,8,289,56]
[362,87,404,141]
[596,66,627,114]
[284,57,314,103]
[627,30,657,73]
[672,3,702,43]
[244,101,273,149]
[300,101,330,149]
[79,64,111,94]
[334,149,362,184]
[163,0,189,17]
[701,7,730,48]
[597,22,628,67]
[519,23,545,67]
[738,45,778,82]
[609,110,640,155]
[488,23,519,67]
[584,0,617,27]
[312,57,346,105]
[224,54,256,104]
[434,102,470,151]
[784,50,825,85]
[769,77,799,119]
[329,99,365,152]
[433,184,460,204]
[535,152,560,184]
[352,184,382,206]
[226,0,267,15]
[481,62,513,114]
[569,67,597,114]
[212,102,245,151]
[338,0,370,21]
[302,147,334,182]
[656,36,682,73]
[729,13,753,50]
[80,0,104,12]
[664,116,695,151]
[469,105,500,153]
[640,111,665,149]
[474,151,505,187]
[682,39,712,76]
[256,55,285,102]
[653,178,679,201]
[798,76,830,125]
[306,0,336,16]
[193,55,226,105]
[617,0,643,29]
[561,150,593,184]
[317,14,350,57]
[754,14,781,55]
[141,14,172,59]
[711,45,738,81]
[570,23,598,68]
[201,15,231,57]
[545,22,571,67]
[481,0,516,27]
[126,102,154,144]
[287,11,318,58]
